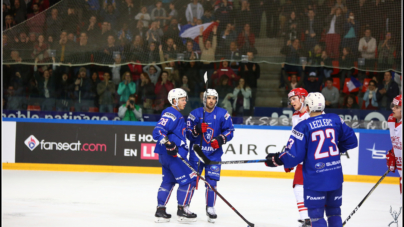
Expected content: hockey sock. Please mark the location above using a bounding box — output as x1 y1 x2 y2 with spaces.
327 215 342 227
205 177 217 207
157 182 175 207
294 184 309 219
177 184 194 206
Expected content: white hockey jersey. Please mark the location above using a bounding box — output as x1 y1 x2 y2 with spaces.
292 110 310 129
388 114 402 177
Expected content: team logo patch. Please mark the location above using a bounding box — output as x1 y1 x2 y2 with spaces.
210 165 220 172
340 117 345 124
163 112 176 121
188 113 196 121
25 135 39 151
292 129 304 141
189 172 197 179
315 162 325 169
224 112 230 120
203 128 214 144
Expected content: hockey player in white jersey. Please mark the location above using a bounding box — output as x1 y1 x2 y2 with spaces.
287 88 311 227
386 94 402 199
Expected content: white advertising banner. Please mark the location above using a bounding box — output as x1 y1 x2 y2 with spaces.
2 121 16 163
220 128 359 175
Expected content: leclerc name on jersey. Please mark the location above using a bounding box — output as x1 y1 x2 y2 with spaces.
308 119 333 130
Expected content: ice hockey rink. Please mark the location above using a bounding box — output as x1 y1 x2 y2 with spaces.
2 170 402 227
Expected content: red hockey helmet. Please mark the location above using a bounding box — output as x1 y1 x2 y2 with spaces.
390 94 402 108
288 88 309 100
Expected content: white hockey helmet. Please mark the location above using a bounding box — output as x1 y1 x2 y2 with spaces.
304 92 325 114
203 89 219 107
168 88 188 106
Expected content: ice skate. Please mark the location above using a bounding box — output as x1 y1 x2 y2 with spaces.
154 206 171 223
297 218 311 227
177 205 197 222
206 206 217 223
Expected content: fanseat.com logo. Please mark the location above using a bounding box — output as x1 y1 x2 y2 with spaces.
24 135 107 152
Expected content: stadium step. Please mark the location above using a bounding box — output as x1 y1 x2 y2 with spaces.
255 96 283 108
256 78 280 89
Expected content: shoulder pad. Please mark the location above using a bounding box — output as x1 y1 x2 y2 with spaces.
388 113 396 123
224 112 231 120
188 113 196 121
163 112 177 121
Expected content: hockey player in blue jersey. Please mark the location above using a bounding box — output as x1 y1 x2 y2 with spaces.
152 88 198 223
264 92 358 227
186 89 235 223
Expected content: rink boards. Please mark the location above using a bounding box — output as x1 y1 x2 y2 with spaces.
2 118 400 184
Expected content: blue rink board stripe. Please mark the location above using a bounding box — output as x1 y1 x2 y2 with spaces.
2 118 389 134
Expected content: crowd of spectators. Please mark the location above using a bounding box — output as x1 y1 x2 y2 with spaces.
2 0 402 118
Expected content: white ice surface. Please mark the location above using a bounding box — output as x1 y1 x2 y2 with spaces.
2 170 402 227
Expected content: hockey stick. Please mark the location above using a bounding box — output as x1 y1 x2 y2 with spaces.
194 144 266 165
196 72 208 190
177 152 255 227
342 169 391 226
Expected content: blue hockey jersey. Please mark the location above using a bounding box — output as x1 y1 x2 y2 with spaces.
187 107 234 162
279 113 358 191
152 107 188 157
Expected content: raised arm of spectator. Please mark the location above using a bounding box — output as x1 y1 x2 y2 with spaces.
198 26 205 50
159 45 167 66
212 26 217 51
297 65 306 88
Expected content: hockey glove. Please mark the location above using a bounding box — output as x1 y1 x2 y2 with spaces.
165 142 178 157
211 134 226 149
193 122 208 136
386 149 396 172
284 167 294 172
265 152 284 167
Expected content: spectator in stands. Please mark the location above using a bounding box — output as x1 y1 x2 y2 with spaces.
146 21 164 45
201 8 215 23
136 72 155 114
233 77 251 116
32 34 49 62
239 51 259 106
55 73 73 112
117 22 133 44
281 65 305 93
73 67 92 112
320 50 333 78
4 14 16 30
160 38 177 60
280 38 306 75
343 95 359 109
86 0 100 11
110 54 129 85
225 41 241 72
117 72 136 104
73 32 92 68
362 80 379 110
186 0 204 25
10 0 26 25
216 75 234 114
322 78 340 108
183 40 199 60
9 50 31 87
89 72 100 107
358 28 377 79
303 9 322 51
341 11 360 58
305 71 323 93
98 22 114 46
62 7 78 35
376 71 399 110
339 47 355 90
118 94 144 121
119 0 136 27
13 32 32 59
143 64 161 85
97 72 115 113
26 3 45 34
237 23 256 55
236 0 251 33
46 8 62 39
199 25 217 81
166 3 178 22
135 6 151 28
163 18 182 47
378 32 396 71
5 85 25 110
128 35 145 61
151 1 166 26
101 4 119 28
178 75 193 94
308 44 323 67
219 23 237 53
133 20 147 41
278 0 296 37
143 42 159 63
102 35 121 64
214 0 233 33
159 45 180 86
55 31 74 63
324 6 344 59
284 11 300 45
211 60 239 88
85 15 100 42
154 71 174 112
